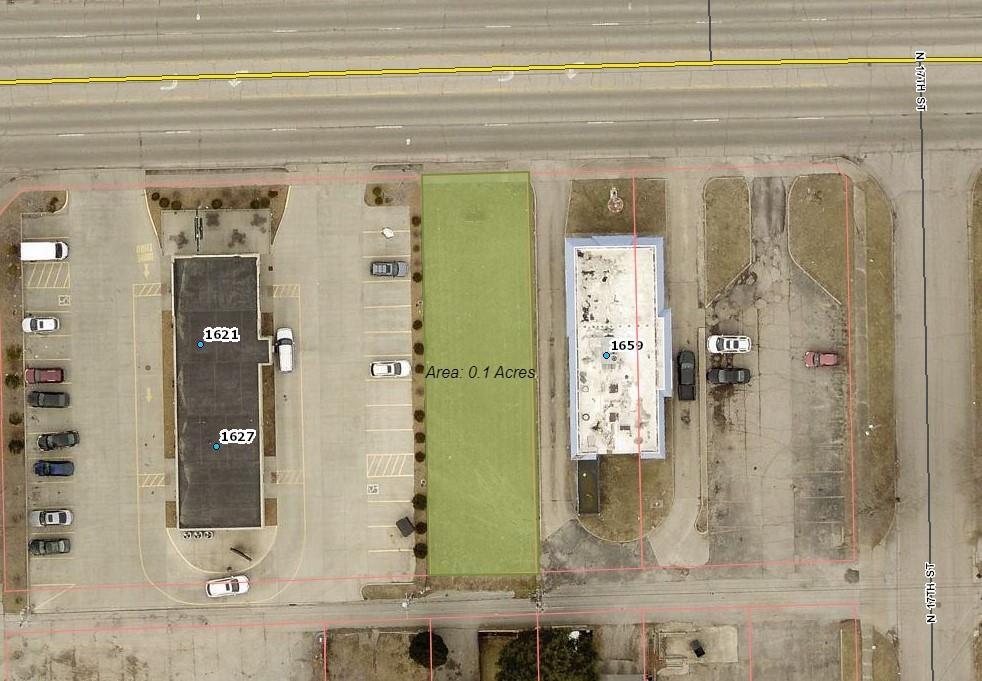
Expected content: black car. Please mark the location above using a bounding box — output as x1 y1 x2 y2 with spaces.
707 367 752 385
676 350 696 401
27 391 70 408
37 430 79 451
29 538 71 556
34 460 75 477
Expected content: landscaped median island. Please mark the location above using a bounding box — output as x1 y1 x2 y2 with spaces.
421 172 539 575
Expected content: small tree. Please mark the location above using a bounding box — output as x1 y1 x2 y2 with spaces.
8 412 22 426
4 373 21 389
413 542 428 559
412 493 427 510
408 630 448 668
7 439 24 455
414 521 427 534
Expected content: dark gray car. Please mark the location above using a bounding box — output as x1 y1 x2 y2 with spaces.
707 367 752 385
29 538 71 556
370 261 409 277
676 350 696 401
27 391 69 408
38 430 79 451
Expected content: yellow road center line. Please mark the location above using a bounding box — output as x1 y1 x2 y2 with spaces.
2 56 980 87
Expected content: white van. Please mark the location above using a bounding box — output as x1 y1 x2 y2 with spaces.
20 241 69 261
274 328 294 373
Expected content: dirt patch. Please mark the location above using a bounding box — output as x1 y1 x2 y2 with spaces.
839 620 860 681
165 501 176 527
261 364 276 459
361 583 416 600
872 628 898 681
704 177 752 301
425 574 538 599
264 497 277 526
479 633 514 681
567 179 666 236
973 173 982 539
577 456 674 542
327 629 429 681
858 179 897 548
0 189 66 613
365 181 419 208
161 313 176 459
788 173 849 303
146 185 289 245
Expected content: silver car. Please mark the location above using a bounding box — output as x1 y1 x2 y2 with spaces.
30 509 74 527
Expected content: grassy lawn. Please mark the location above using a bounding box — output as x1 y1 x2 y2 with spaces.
422 172 538 575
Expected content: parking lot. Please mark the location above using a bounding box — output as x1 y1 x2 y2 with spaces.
14 180 422 612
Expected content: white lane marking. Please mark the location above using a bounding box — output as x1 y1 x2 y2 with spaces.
56 34 87 39
484 123 509 127
796 116 826 120
379 27 402 31
271 127 297 132
692 118 721 122
57 133 85 137
592 22 621 26
274 29 298 33
164 130 191 135
586 121 615 125
485 25 512 28
375 125 404 130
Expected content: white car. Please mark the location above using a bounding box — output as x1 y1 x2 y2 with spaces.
706 335 752 354
29 509 73 527
370 360 412 377
274 327 294 373
22 316 59 333
205 575 250 598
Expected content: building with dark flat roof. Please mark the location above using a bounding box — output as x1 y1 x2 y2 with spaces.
172 255 270 529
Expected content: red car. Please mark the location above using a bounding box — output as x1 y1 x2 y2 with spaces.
804 351 839 368
25 367 64 384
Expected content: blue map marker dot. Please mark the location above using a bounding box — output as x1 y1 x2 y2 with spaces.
602 352 611 360
197 340 204 348
213 443 221 451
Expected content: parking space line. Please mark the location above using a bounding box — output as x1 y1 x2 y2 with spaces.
367 499 412 503
132 282 161 297
362 353 410 358
364 304 411 309
270 469 304 485
271 284 300 298
365 428 412 432
25 310 72 314
30 530 76 535
363 330 410 335
361 254 411 259
366 403 412 408
362 280 411 284
24 262 70 289
365 377 411 382
367 548 413 553
138 473 166 487
362 229 409 234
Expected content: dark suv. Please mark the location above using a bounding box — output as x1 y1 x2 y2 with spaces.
34 460 75 477
27 391 69 408
676 350 696 401
37 431 79 451
707 367 752 385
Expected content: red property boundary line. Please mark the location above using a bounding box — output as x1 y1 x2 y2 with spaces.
0 158 858 598
2 600 862 681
